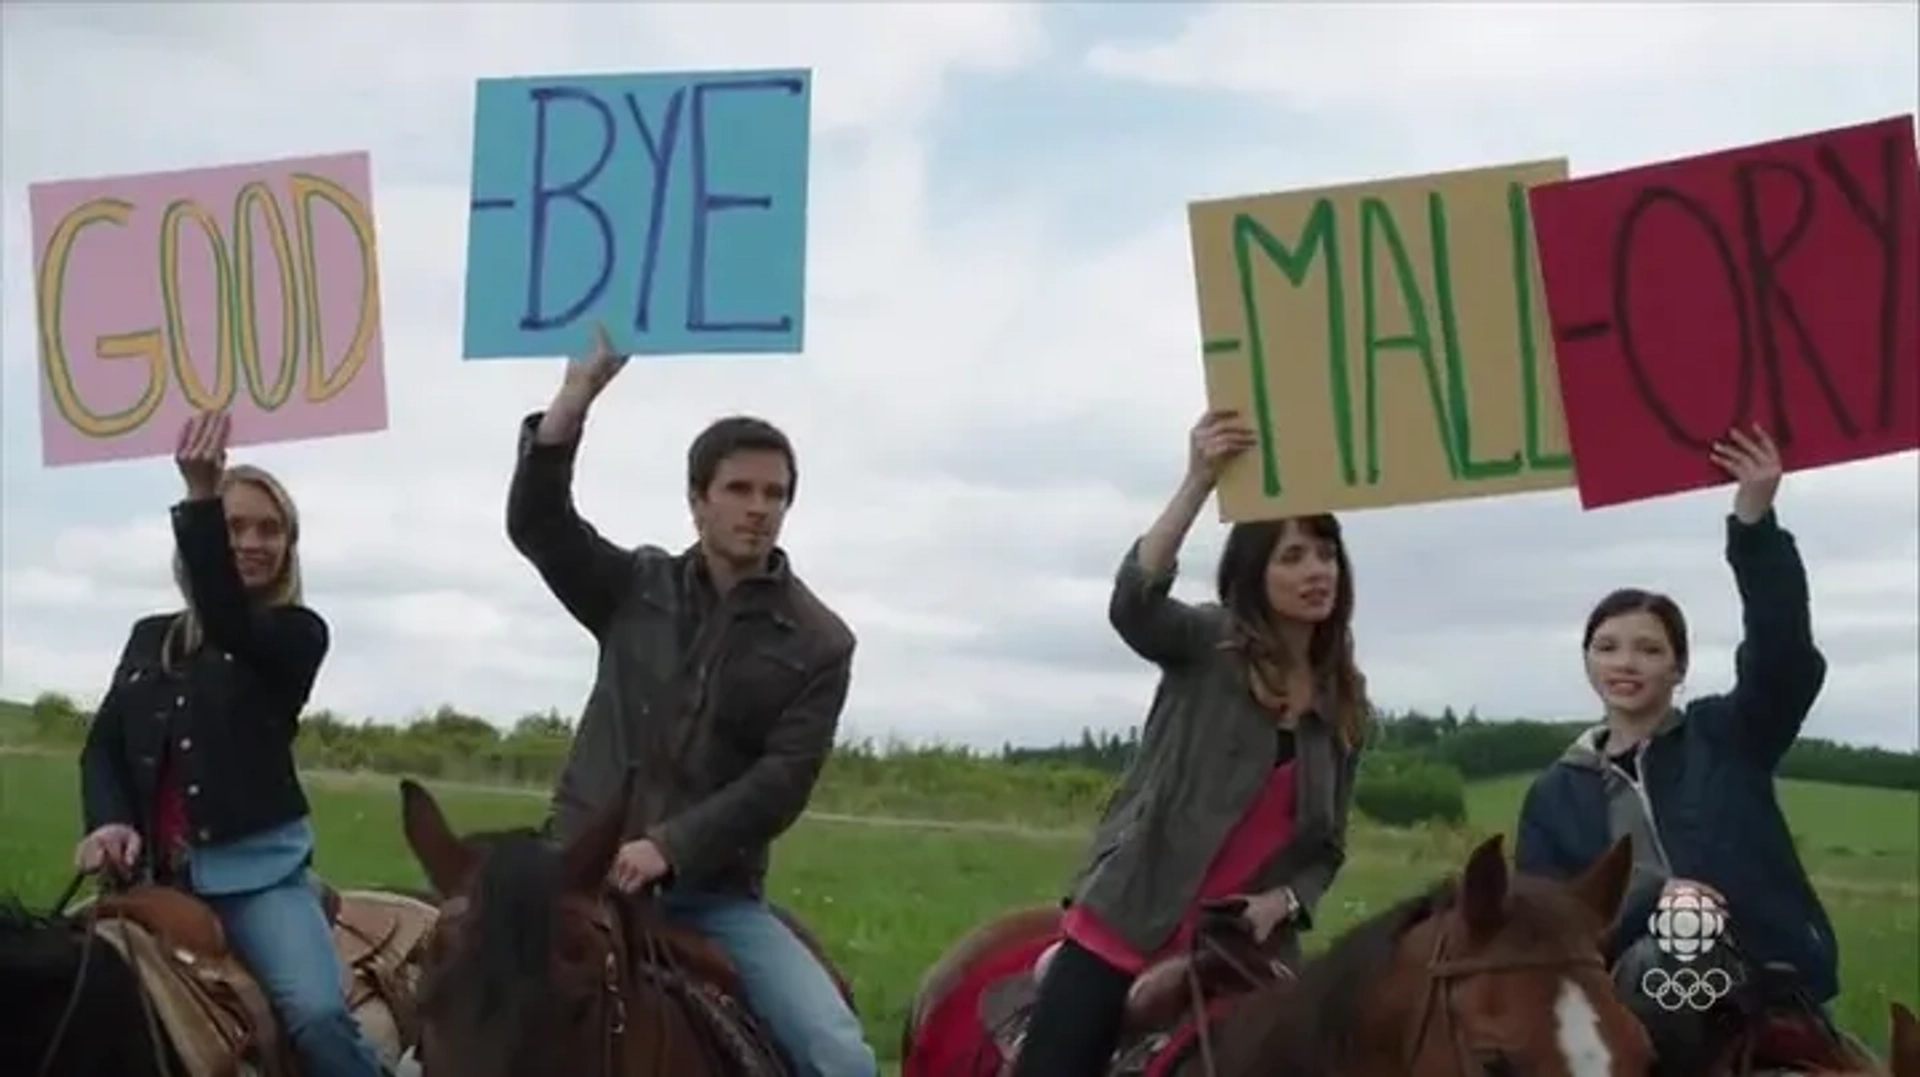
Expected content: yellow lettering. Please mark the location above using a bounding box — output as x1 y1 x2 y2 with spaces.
288 172 379 403
232 182 299 411
159 199 236 413
35 199 168 438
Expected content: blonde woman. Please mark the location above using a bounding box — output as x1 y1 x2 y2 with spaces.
74 411 385 1077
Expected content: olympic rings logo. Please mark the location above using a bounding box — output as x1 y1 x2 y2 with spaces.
1639 966 1733 1013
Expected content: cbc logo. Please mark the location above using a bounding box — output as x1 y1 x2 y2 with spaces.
1647 882 1727 962
1639 883 1732 1012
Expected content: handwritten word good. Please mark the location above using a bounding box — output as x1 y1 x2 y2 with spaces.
462 67 812 360
29 152 388 468
1530 115 1920 510
1188 159 1575 521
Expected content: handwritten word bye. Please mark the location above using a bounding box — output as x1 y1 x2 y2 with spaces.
1530 114 1920 510
462 68 812 360
28 152 389 468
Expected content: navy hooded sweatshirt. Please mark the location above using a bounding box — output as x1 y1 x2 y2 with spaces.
1514 509 1839 1003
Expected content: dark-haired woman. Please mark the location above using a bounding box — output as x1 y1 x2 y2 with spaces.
1010 408 1369 1077
1516 425 1858 1074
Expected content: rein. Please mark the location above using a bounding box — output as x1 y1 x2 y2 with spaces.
34 869 176 1077
1182 911 1294 1077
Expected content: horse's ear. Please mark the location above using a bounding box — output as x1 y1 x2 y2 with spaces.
1567 835 1635 928
1459 833 1510 939
561 768 638 894
400 779 476 897
1890 1002 1920 1077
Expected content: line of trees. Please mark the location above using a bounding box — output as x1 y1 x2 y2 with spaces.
19 693 1917 830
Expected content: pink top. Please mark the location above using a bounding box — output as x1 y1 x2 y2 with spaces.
1063 758 1300 975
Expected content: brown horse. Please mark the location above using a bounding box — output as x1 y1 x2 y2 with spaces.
397 772 855 1077
903 833 1652 1076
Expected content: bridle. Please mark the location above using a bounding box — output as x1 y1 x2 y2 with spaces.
1403 919 1607 1075
424 885 757 1077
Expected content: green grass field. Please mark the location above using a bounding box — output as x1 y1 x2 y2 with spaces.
3 751 1915 1064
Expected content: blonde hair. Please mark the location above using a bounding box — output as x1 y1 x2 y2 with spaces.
161 464 304 673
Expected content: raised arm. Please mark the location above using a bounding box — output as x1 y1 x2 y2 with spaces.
1111 410 1256 665
172 497 329 694
506 411 636 637
650 646 854 880
1707 427 1825 770
1717 509 1826 768
506 327 639 638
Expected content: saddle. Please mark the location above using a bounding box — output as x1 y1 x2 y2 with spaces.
609 898 851 1077
979 919 1286 1076
81 881 437 1077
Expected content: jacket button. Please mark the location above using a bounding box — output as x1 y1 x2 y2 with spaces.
178 737 192 751
196 828 211 842
186 784 200 797
174 696 186 707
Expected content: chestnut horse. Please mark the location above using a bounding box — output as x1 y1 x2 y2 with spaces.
903 833 1653 1076
397 773 856 1077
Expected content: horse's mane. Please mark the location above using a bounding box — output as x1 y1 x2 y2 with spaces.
417 826 563 1053
1216 868 1612 1074
1213 879 1458 1074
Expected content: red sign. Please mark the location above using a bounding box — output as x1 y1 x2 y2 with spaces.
1528 115 1920 510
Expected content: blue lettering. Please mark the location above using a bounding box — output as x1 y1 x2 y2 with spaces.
687 76 804 334
519 86 617 332
620 89 685 334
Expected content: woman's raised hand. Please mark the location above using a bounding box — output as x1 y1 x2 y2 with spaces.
1186 408 1258 486
175 410 231 500
1712 424 1783 524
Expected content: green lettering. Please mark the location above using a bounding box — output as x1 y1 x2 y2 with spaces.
1508 182 1572 471
1429 191 1521 479
1230 201 1356 498
1359 197 1457 485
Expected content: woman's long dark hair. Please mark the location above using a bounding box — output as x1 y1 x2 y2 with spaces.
1215 514 1371 751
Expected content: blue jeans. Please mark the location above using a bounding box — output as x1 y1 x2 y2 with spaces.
661 890 877 1077
205 870 386 1077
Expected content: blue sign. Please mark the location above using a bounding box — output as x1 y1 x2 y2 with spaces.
462 68 811 360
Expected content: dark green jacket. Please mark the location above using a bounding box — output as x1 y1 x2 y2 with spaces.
1516 510 1836 1001
1065 539 1362 958
506 413 855 897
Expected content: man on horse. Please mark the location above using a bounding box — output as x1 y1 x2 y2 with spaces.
505 325 878 1077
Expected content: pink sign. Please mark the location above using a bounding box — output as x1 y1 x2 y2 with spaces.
28 151 389 467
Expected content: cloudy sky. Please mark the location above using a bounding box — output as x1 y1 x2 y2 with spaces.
3 2 1916 752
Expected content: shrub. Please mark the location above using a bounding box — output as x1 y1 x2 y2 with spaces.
1354 753 1467 828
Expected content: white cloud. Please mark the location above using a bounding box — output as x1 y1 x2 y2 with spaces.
2 2 1915 754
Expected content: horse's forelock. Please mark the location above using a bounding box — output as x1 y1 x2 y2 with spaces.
420 832 566 1046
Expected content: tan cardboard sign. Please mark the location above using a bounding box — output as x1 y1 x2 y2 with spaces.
1188 158 1576 521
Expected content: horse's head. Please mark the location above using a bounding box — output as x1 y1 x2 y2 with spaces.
399 774 635 1077
1395 833 1653 1076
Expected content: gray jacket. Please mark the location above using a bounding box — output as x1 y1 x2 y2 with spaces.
506 413 856 897
1065 539 1361 958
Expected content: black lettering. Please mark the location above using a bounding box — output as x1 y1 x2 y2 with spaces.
1735 160 1857 441
1815 137 1907 430
1610 187 1755 452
